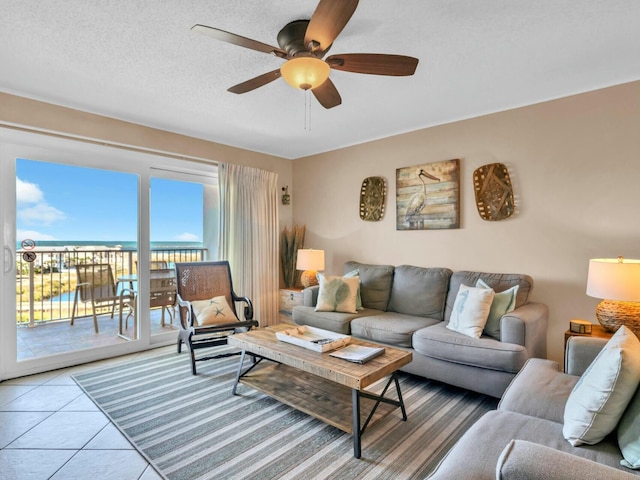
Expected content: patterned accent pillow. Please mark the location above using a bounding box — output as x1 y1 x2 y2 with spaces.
191 295 239 326
446 284 494 338
315 273 360 314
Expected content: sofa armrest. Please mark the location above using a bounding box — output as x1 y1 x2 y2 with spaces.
500 302 548 358
302 286 319 307
497 440 637 480
565 336 608 375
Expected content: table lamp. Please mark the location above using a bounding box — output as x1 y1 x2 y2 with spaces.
586 257 640 332
296 249 325 288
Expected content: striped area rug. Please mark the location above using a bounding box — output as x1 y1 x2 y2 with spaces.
73 347 497 480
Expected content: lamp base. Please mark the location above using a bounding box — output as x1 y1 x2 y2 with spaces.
300 270 318 288
596 299 640 333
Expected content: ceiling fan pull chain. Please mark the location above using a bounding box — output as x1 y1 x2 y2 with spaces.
305 89 312 132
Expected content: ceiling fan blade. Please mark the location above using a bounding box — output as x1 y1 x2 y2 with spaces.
192 24 288 58
227 69 282 94
326 53 419 76
304 0 359 53
312 78 342 109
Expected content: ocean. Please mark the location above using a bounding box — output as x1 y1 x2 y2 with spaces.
17 240 203 250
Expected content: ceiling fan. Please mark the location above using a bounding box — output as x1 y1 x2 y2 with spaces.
191 0 419 109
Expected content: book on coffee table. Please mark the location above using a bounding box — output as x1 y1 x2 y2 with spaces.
329 344 385 364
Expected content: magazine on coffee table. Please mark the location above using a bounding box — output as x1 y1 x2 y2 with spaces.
329 344 385 364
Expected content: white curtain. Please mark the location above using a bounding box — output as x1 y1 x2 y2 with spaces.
218 162 279 326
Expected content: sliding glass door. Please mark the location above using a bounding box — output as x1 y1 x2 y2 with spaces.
0 130 218 380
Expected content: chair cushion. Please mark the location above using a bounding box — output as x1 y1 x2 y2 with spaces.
350 312 440 348
386 265 452 319
315 273 359 313
191 296 238 326
292 306 382 335
344 261 394 311
413 323 528 373
446 284 494 338
444 271 533 322
563 325 640 446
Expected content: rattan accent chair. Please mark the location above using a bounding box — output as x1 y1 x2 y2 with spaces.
175 261 258 374
71 263 134 333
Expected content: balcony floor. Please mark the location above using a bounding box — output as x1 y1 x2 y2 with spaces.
17 309 178 361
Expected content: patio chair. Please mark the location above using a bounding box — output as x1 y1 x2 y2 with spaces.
71 263 134 333
175 261 258 374
149 268 177 327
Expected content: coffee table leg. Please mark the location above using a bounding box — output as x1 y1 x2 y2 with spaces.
232 349 247 395
352 389 361 459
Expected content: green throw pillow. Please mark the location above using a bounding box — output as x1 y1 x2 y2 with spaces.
315 273 359 314
619 386 640 469
344 269 363 311
476 279 519 339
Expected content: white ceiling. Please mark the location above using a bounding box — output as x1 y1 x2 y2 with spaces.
2 1 639 159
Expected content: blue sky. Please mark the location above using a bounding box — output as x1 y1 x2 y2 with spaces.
16 159 203 243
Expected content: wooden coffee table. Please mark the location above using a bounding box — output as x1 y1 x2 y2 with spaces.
228 324 412 458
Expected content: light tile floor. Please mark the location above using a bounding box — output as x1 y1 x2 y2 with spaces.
0 347 173 480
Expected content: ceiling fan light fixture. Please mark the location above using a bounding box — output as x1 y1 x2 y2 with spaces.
280 56 330 90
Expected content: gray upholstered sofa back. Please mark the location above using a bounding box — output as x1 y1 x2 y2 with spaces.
344 261 395 310
444 271 534 322
387 265 452 320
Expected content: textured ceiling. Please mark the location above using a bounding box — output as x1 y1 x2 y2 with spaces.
1 0 639 159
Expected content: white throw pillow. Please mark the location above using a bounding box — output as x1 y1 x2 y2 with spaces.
191 295 239 326
446 284 495 338
563 326 640 446
315 273 359 314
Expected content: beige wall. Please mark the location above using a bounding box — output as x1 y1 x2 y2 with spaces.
0 92 294 229
292 81 640 365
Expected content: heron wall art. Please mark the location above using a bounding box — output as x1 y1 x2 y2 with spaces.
396 159 460 230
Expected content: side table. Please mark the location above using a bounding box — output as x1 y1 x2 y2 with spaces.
564 322 613 369
279 288 304 317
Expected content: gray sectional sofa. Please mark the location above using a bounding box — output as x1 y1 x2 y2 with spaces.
292 261 549 398
428 336 640 479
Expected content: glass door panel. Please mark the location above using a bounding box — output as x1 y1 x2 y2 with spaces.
15 158 139 359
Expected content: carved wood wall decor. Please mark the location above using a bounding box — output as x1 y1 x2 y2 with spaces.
473 163 515 221
359 176 386 221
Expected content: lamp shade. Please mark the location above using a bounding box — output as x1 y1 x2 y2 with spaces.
296 249 325 271
280 57 330 90
586 257 640 301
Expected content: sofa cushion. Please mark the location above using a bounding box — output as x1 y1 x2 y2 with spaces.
292 305 382 335
386 265 452 319
498 358 579 423
563 325 640 446
350 312 440 348
413 323 528 373
446 284 495 338
444 271 533 322
315 273 359 313
476 278 519 339
427 410 634 480
344 261 394 311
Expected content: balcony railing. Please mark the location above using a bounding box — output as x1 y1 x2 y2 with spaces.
16 247 207 326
